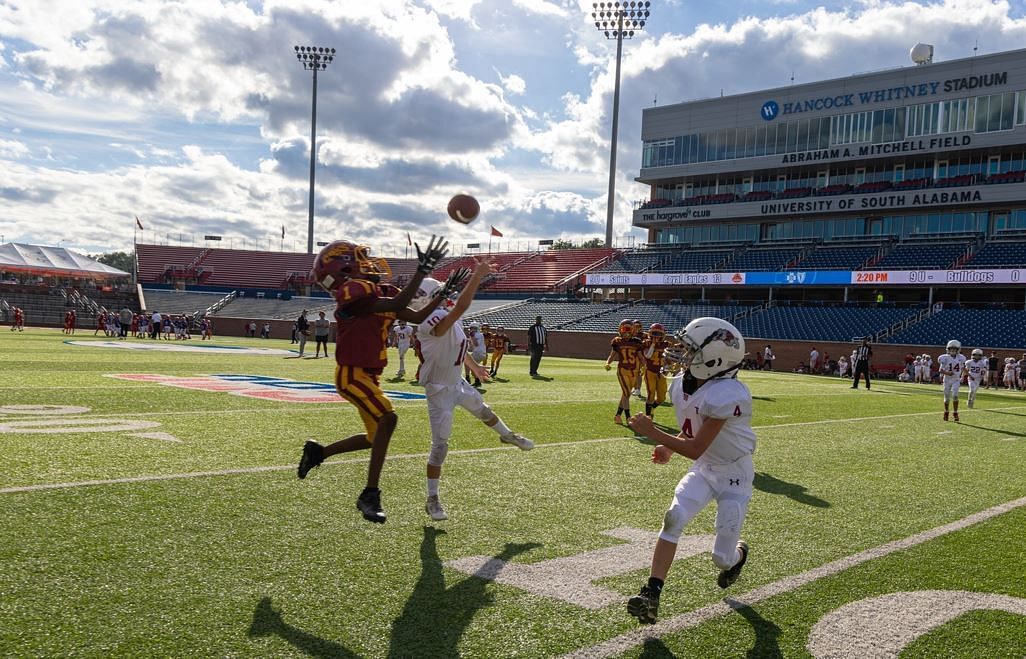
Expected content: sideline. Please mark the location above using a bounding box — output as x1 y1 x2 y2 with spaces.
561 494 1026 659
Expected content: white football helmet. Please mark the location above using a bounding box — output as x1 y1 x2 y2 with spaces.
946 339 961 354
468 322 480 332
669 317 745 380
411 277 444 311
971 348 983 359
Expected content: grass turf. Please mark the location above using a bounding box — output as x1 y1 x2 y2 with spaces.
0 329 1024 657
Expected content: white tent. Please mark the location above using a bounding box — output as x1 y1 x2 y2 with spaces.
0 243 129 279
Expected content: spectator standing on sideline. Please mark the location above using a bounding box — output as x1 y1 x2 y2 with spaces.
851 338 873 390
762 345 774 371
313 311 331 358
987 351 999 389
248 320 257 338
527 315 548 377
295 310 310 356
150 311 162 339
809 347 819 374
119 306 133 339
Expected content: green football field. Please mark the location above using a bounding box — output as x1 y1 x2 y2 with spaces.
1 329 1025 658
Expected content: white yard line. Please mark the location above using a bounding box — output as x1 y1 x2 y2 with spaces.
3 405 1025 494
561 494 1026 659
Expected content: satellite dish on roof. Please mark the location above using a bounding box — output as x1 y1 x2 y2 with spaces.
910 43 934 65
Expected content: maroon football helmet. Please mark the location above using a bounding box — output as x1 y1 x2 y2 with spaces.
311 240 391 291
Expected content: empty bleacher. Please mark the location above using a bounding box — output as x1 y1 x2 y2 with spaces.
484 249 616 292
595 250 671 273
654 249 735 272
735 305 915 342
141 289 231 315
718 247 803 272
884 308 1026 349
563 302 746 333
867 241 970 270
466 300 624 330
795 243 880 270
962 240 1026 268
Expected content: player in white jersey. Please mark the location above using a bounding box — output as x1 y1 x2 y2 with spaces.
625 317 754 625
392 320 415 378
938 340 966 422
1004 357 1018 389
922 353 933 384
464 322 487 387
962 348 986 409
912 356 923 383
413 260 533 522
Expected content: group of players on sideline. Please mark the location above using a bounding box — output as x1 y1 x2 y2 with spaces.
58 308 214 340
288 234 755 628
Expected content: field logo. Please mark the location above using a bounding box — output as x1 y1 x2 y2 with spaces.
66 340 298 356
0 405 179 442
106 374 427 403
446 528 713 609
761 100 779 121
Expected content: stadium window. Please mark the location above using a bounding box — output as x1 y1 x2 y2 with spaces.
855 167 866 185
723 129 736 160
988 155 1001 175
935 160 948 178
1000 92 1015 131
774 123 786 154
1017 92 1026 125
817 170 829 187
976 95 991 132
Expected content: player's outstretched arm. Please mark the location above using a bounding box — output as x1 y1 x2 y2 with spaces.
429 259 491 336
374 235 448 314
463 353 491 382
604 349 617 370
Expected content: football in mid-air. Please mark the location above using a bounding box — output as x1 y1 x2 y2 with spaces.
447 194 480 224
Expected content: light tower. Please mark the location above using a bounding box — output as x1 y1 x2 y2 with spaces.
294 45 336 254
592 1 651 248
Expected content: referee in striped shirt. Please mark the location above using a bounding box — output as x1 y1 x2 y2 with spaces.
851 338 873 390
528 316 548 377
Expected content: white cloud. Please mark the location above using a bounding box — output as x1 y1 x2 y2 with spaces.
0 138 28 158
497 70 527 95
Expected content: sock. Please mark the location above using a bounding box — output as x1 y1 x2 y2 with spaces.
616 407 623 416
427 478 439 497
490 417 511 436
646 576 664 595
624 407 630 417
645 403 652 416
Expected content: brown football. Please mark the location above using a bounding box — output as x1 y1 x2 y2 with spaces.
447 193 480 224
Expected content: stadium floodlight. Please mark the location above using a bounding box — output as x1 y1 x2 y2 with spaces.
590 1 652 248
294 45 336 254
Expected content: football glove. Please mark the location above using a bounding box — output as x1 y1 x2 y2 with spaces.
604 363 612 371
438 267 471 299
415 235 449 274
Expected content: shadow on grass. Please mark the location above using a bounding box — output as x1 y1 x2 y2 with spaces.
638 637 677 657
958 422 1026 439
247 597 360 658
752 396 777 402
387 527 540 658
754 471 830 508
980 408 1026 418
727 600 783 658
530 374 554 381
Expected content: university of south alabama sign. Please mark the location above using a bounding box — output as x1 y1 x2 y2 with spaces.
761 71 1008 120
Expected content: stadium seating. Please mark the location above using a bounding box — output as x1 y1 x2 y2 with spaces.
868 241 969 270
563 302 746 333
467 300 626 330
962 240 1026 268
595 250 670 273
884 308 1026 349
718 247 803 272
485 249 617 292
141 289 230 316
794 244 880 270
653 249 735 272
735 305 915 342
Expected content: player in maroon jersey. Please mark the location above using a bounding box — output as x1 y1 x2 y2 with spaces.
297 236 468 523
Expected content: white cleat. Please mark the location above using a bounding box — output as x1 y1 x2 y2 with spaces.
500 432 534 451
425 495 448 521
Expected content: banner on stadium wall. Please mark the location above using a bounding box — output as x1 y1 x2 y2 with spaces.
584 268 1026 287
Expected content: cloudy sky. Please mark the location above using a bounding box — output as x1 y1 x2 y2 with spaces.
2 0 1026 257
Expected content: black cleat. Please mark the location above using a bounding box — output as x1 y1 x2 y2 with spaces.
297 440 324 479
627 585 660 624
357 488 386 523
717 541 749 589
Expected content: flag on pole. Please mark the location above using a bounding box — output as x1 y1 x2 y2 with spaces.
406 232 412 246
282 225 286 240
135 215 144 230
490 226 503 238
